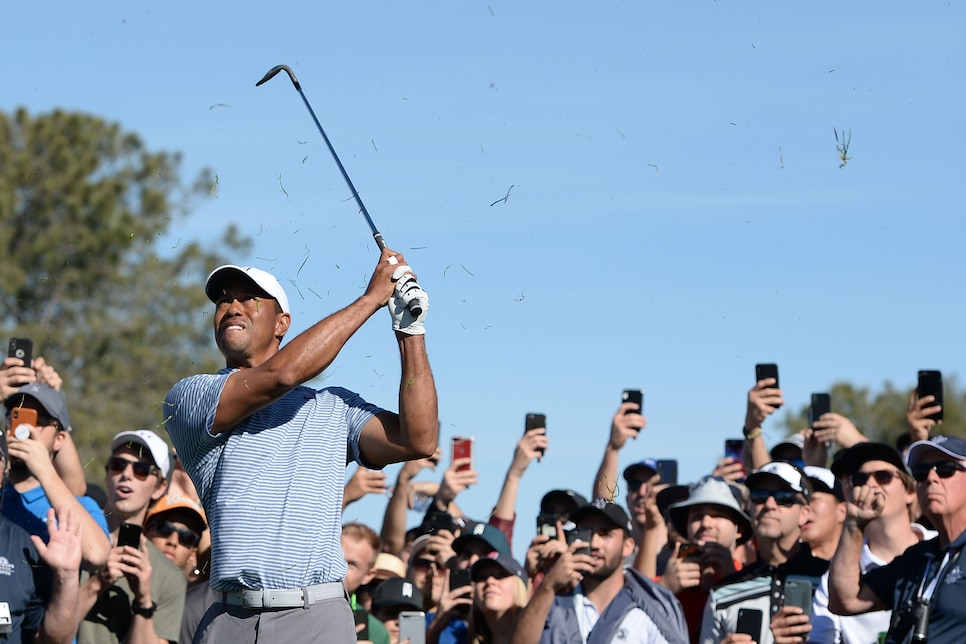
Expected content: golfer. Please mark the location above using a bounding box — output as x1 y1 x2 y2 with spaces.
164 249 437 642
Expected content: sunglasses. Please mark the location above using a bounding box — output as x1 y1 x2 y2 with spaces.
626 479 648 492
749 488 804 507
411 558 439 572
146 519 201 548
850 469 901 487
910 461 966 483
107 456 160 481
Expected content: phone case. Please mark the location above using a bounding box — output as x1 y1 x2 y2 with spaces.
621 389 644 410
754 364 781 408
8 337 33 366
450 568 472 590
452 437 473 472
736 608 762 638
117 522 142 548
566 527 592 555
810 393 831 426
656 459 678 485
917 370 944 422
10 407 39 437
783 576 814 618
397 610 426 644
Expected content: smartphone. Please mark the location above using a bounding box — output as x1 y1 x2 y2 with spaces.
565 527 592 556
525 413 547 456
451 436 474 472
724 438 744 463
735 608 763 639
449 567 472 591
678 542 701 559
398 610 427 644
352 607 370 640
755 363 781 408
656 459 678 485
117 522 142 548
423 509 453 534
622 389 644 415
536 512 558 538
9 407 38 439
7 338 33 367
809 393 831 428
783 575 814 618
917 370 944 422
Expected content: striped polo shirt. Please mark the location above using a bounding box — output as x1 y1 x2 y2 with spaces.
164 369 384 592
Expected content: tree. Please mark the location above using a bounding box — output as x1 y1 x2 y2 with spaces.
0 107 247 474
777 378 966 448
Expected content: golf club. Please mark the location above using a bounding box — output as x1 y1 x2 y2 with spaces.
256 64 422 317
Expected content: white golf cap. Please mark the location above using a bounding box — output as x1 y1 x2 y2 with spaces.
204 265 290 314
111 430 173 480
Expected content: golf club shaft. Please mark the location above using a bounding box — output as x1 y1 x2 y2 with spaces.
257 64 422 316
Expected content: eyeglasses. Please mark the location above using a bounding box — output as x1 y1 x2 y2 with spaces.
850 469 901 487
910 461 966 483
107 456 160 481
146 519 201 548
749 488 804 507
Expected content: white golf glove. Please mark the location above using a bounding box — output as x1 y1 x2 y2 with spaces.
389 265 428 335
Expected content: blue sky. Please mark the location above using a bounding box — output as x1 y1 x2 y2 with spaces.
7 2 965 557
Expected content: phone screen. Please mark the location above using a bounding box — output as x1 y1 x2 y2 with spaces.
451 437 473 472
809 393 831 427
917 370 944 422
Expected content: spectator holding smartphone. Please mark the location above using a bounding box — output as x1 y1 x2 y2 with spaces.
466 554 529 644
77 430 186 643
2 384 110 569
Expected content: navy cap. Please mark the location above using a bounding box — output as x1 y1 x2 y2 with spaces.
452 522 511 558
622 459 658 482
907 435 966 467
470 552 528 585
540 489 589 514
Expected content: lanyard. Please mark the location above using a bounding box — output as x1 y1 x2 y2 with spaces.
917 548 961 604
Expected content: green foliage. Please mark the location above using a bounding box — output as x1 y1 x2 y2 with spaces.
0 107 248 476
777 378 966 446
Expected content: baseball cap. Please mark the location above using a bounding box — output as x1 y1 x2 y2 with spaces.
830 442 907 479
656 484 691 519
372 553 407 581
452 522 511 558
569 498 634 533
146 494 207 534
623 459 658 482
111 430 172 480
745 461 812 502
668 476 753 545
906 435 966 467
4 384 71 432
770 433 806 461
804 466 845 502
470 552 528 585
205 265 290 314
372 577 424 612
540 489 589 514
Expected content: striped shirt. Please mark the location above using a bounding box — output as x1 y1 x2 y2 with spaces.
164 369 383 592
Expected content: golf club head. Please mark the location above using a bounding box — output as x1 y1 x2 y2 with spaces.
256 64 300 90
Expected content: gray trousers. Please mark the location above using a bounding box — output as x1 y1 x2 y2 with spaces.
194 595 355 643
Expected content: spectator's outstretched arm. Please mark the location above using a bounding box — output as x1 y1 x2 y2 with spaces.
592 403 645 500
428 455 477 515
7 426 110 568
53 432 87 497
343 466 388 512
744 377 782 470
633 477 668 578
379 451 439 555
810 412 868 450
490 424 548 535
906 391 941 444
33 506 82 644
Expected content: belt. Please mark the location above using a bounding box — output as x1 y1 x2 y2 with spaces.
222 582 346 610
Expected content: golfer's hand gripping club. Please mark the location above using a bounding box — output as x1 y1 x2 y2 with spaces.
389 264 428 335
257 64 424 320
